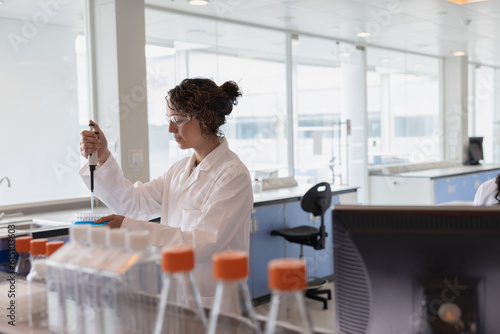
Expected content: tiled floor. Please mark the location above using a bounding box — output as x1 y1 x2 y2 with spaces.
254 282 337 334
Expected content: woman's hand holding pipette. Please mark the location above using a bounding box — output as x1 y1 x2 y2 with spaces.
80 120 111 165
94 214 125 228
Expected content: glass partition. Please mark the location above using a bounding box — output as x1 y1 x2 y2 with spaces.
0 1 90 206
366 48 441 166
291 35 343 184
469 65 500 162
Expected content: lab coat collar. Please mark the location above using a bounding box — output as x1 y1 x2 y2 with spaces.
180 137 229 189
197 137 228 171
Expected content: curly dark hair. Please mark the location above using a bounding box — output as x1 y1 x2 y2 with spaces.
495 174 500 203
167 78 242 137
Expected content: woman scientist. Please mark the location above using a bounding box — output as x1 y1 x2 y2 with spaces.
473 174 500 205
79 78 253 304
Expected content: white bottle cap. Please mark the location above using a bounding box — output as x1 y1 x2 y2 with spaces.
70 225 90 243
127 230 149 251
90 227 109 246
108 229 126 248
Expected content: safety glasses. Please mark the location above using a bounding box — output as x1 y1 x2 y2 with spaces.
166 114 191 127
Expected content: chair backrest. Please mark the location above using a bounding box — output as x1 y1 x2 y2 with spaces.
301 182 332 218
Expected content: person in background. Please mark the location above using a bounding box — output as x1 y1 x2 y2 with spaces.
473 175 500 205
79 78 253 305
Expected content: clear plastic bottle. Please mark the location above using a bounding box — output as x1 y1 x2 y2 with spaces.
122 230 162 334
154 246 207 334
27 258 47 327
26 241 46 326
78 226 112 334
83 228 128 334
94 230 159 333
47 225 91 334
252 178 262 194
27 238 49 327
46 226 90 334
207 251 261 334
63 227 101 334
264 258 314 334
99 229 140 334
125 230 162 294
15 236 33 276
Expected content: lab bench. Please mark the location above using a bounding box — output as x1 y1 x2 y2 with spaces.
368 164 500 205
0 184 358 302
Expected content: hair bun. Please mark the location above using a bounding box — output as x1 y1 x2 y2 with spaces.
220 81 242 105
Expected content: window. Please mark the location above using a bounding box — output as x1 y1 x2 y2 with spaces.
145 44 180 179
145 9 287 178
469 65 500 162
366 48 441 165
0 1 90 206
290 36 343 183
394 115 438 137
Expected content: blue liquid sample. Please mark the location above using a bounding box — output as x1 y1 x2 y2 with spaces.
73 220 109 226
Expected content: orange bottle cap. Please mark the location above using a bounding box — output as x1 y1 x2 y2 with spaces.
30 239 49 255
268 258 307 291
46 241 65 257
16 236 33 253
212 251 248 280
162 246 194 272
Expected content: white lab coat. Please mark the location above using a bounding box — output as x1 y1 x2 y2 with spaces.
473 177 500 206
80 138 253 305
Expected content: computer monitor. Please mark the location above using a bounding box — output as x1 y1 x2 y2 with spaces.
332 205 500 334
468 137 484 165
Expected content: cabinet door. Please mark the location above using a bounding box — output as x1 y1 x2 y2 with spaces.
462 175 476 201
370 176 433 205
435 177 464 204
249 205 285 299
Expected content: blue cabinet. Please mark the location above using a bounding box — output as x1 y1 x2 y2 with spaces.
249 205 285 298
435 171 500 204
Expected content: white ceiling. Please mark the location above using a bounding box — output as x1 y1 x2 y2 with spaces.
146 0 500 67
1 0 499 67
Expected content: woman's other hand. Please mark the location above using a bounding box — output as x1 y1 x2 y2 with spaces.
95 214 125 228
80 120 111 165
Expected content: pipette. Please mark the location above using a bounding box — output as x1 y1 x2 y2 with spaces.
88 124 98 211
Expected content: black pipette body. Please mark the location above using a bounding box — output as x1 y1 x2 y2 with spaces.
89 124 99 210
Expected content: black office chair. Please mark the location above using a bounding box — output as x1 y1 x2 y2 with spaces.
270 182 333 309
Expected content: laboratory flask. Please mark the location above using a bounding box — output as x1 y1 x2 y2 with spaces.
154 246 207 334
207 251 261 334
264 258 314 334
